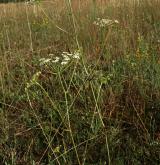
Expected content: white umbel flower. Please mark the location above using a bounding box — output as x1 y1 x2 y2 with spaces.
114 20 119 24
52 57 60 63
63 55 70 61
39 58 51 65
61 61 68 65
73 51 80 59
93 18 119 27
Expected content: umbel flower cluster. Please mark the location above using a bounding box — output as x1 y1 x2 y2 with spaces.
93 18 119 27
39 50 81 66
26 0 41 5
26 0 36 4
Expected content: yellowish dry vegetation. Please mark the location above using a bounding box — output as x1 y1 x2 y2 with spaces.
0 0 160 164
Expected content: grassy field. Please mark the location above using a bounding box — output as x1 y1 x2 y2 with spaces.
0 0 160 164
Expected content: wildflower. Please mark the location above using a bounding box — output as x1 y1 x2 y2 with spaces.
39 49 81 67
93 18 119 27
73 50 80 59
62 52 72 57
61 52 72 62
62 55 70 61
73 54 80 59
62 52 72 56
93 18 112 27
39 58 51 66
102 18 112 24
61 61 68 65
25 0 36 5
60 50 81 65
52 57 60 63
114 20 119 24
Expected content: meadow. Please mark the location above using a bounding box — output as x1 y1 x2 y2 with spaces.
0 0 160 164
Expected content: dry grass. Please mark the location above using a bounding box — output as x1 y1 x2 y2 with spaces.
0 0 160 164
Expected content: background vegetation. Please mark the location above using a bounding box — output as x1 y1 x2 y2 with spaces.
0 0 25 3
0 0 160 164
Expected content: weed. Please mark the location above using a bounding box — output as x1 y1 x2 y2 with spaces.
0 0 160 164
